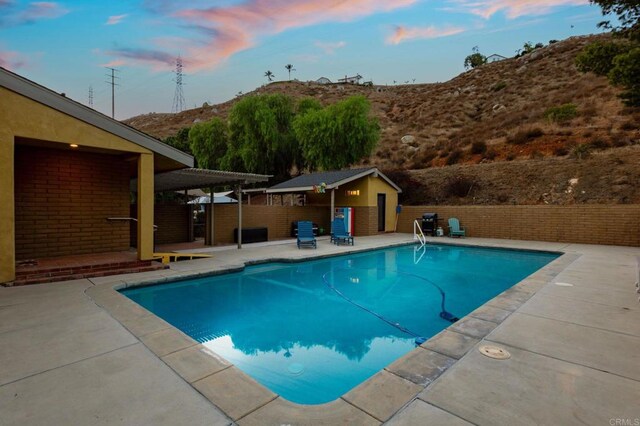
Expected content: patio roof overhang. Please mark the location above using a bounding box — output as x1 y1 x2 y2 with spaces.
130 168 270 250
130 168 271 192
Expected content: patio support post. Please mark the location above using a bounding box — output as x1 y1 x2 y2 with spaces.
0 132 15 283
137 153 155 260
207 187 214 246
237 185 243 249
185 189 193 242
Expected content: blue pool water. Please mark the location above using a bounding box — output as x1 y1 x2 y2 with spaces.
121 244 558 404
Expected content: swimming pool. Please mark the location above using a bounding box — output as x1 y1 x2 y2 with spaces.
121 244 558 404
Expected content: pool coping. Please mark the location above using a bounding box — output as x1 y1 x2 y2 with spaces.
85 237 579 424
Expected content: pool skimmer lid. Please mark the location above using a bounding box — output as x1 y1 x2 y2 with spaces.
479 345 511 360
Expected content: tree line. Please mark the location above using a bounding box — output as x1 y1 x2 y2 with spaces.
575 0 639 106
164 94 379 182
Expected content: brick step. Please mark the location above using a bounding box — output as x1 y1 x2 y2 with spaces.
16 260 158 277
18 263 158 280
12 262 167 286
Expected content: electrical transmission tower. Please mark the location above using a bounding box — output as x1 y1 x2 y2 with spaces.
172 56 185 113
88 85 94 108
105 67 120 118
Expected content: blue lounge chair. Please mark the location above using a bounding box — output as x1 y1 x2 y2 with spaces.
448 218 466 238
331 217 354 246
296 221 317 249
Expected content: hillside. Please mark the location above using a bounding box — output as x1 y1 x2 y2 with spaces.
124 34 640 205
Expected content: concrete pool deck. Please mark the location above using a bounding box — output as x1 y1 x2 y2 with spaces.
1 234 639 425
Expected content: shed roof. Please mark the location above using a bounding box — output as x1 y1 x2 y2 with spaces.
266 167 401 193
131 168 271 192
0 67 193 168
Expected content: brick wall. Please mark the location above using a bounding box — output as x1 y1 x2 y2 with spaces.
354 206 378 237
155 204 192 244
130 204 193 246
15 146 130 259
398 205 640 247
206 205 332 245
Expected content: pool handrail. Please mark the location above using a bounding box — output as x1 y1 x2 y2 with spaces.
413 219 426 247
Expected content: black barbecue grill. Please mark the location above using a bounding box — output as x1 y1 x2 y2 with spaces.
421 213 438 236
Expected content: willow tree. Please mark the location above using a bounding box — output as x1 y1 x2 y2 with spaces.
293 95 379 171
188 118 228 170
225 94 303 180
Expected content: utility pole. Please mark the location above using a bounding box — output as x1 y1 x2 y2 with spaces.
88 85 94 108
172 56 185 113
105 67 120 118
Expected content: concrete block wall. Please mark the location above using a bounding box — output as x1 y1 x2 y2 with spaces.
398 205 640 247
153 204 192 245
354 206 378 237
208 205 332 245
14 146 129 259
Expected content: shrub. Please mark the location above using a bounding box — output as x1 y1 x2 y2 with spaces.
444 176 475 198
446 149 463 165
464 46 487 69
576 41 631 76
620 120 637 131
556 129 573 136
572 143 591 159
471 140 487 154
608 47 640 106
508 127 544 144
589 138 610 149
554 146 569 156
382 169 433 205
491 81 507 92
530 150 544 159
409 149 437 169
484 149 498 160
544 104 578 123
611 134 631 147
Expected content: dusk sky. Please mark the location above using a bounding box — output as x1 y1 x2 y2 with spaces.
1 0 608 120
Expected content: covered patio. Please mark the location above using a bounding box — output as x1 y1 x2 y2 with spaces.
133 168 270 250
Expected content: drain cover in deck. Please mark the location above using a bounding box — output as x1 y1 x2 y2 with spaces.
479 345 511 360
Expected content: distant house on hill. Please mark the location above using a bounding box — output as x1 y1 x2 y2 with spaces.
487 54 507 63
338 74 363 84
315 77 331 84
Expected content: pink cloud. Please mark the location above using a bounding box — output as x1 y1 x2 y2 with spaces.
448 0 588 19
0 1 68 27
105 47 175 71
386 25 466 45
0 49 29 70
15 2 68 23
106 14 128 25
100 59 126 68
109 0 417 72
315 41 346 54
